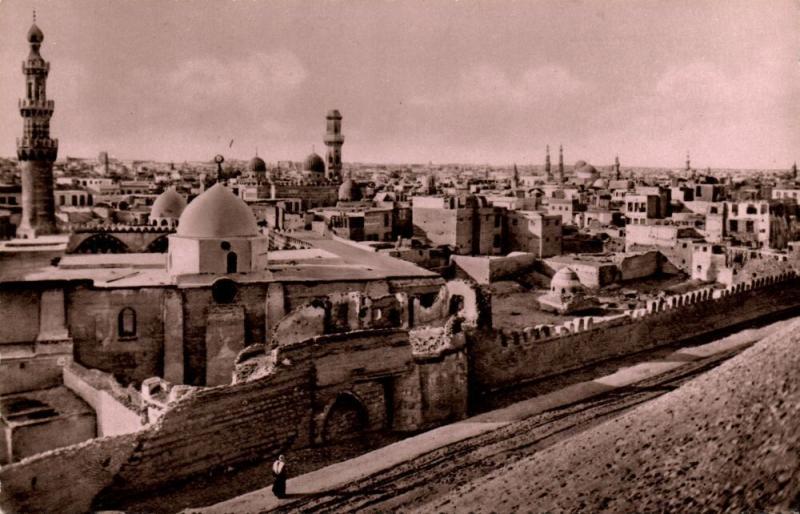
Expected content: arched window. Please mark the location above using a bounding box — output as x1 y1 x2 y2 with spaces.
118 307 137 338
227 251 238 273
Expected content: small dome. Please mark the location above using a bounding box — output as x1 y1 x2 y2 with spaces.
551 267 583 294
151 188 186 219
176 183 259 238
304 152 325 174
27 23 44 43
338 179 362 201
248 156 267 173
574 160 587 169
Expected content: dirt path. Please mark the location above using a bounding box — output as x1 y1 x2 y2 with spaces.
274 348 747 513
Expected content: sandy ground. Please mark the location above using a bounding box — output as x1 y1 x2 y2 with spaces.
424 318 800 513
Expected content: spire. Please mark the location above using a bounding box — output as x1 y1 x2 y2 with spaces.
614 154 621 180
558 144 565 184
545 145 552 181
685 150 691 173
793 162 798 181
512 163 519 189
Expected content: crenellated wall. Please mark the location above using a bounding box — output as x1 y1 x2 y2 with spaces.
470 271 800 391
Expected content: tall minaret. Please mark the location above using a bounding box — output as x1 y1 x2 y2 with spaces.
793 162 798 181
511 163 519 189
685 151 691 175
545 145 552 182
323 109 344 181
558 144 565 184
17 14 58 238
614 155 621 180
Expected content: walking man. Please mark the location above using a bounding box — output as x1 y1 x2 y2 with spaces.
272 454 287 499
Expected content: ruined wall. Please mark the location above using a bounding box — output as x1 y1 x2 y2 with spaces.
63 362 143 437
470 272 800 391
1 355 66 395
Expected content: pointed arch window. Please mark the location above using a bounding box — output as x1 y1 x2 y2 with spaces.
118 307 137 339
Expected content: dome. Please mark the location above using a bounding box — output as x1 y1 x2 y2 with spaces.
303 152 325 174
248 156 267 173
151 188 186 219
327 109 342 119
592 178 609 189
574 160 587 169
176 183 259 238
27 23 44 43
338 179 362 201
551 267 583 295
576 163 598 180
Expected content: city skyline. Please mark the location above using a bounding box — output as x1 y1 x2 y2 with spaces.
0 0 798 168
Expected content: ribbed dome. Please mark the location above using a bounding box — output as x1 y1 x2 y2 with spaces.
551 267 582 294
338 179 362 201
151 188 186 219
248 156 267 173
176 183 259 238
304 153 325 174
27 23 44 43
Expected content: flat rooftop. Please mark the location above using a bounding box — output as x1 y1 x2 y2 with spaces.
0 386 93 427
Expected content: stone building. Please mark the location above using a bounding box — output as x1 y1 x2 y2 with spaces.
411 194 505 255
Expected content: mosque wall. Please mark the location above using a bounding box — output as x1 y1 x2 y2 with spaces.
68 286 165 385
272 183 338 210
469 273 800 392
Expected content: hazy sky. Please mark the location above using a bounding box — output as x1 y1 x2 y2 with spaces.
0 0 798 168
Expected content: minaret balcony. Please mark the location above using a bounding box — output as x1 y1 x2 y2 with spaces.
19 99 54 112
22 60 50 74
16 138 58 162
323 134 345 144
17 137 59 149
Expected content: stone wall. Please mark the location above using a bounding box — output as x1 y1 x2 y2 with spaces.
62 362 144 437
470 272 800 392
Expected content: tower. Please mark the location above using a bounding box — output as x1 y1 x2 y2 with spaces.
323 109 344 181
685 151 691 174
614 155 621 180
17 15 58 238
511 163 519 189
793 162 798 181
558 144 565 184
545 145 552 182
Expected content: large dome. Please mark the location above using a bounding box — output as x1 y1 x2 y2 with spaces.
248 156 267 173
576 163 598 180
303 152 326 174
151 188 186 219
176 183 259 238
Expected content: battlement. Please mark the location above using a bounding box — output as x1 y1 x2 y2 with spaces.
271 179 341 187
495 270 799 347
70 223 172 234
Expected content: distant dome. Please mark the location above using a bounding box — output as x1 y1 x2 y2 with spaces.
176 183 258 238
574 160 587 169
151 188 186 219
248 156 267 173
27 23 44 43
338 179 362 201
303 152 325 174
551 267 583 295
592 178 609 189
576 163 598 181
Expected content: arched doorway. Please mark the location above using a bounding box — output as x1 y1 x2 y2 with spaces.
322 392 368 443
226 251 238 273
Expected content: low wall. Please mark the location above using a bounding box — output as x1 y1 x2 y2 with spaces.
0 363 314 513
63 363 143 437
470 272 800 392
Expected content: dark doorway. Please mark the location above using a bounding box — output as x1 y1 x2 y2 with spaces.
226 251 238 273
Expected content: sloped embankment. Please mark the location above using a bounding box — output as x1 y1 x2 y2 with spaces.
427 318 800 512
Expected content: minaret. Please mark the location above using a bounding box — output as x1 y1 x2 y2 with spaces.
614 155 621 180
545 145 552 182
17 14 58 238
685 151 691 176
793 162 798 181
511 163 519 189
558 144 565 184
323 109 344 181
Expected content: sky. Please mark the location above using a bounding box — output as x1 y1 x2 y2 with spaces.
0 0 798 168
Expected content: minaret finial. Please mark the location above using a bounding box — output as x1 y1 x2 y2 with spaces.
33 9 36 23
255 146 258 157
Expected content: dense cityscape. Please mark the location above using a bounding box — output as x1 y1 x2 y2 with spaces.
1 2 799 513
